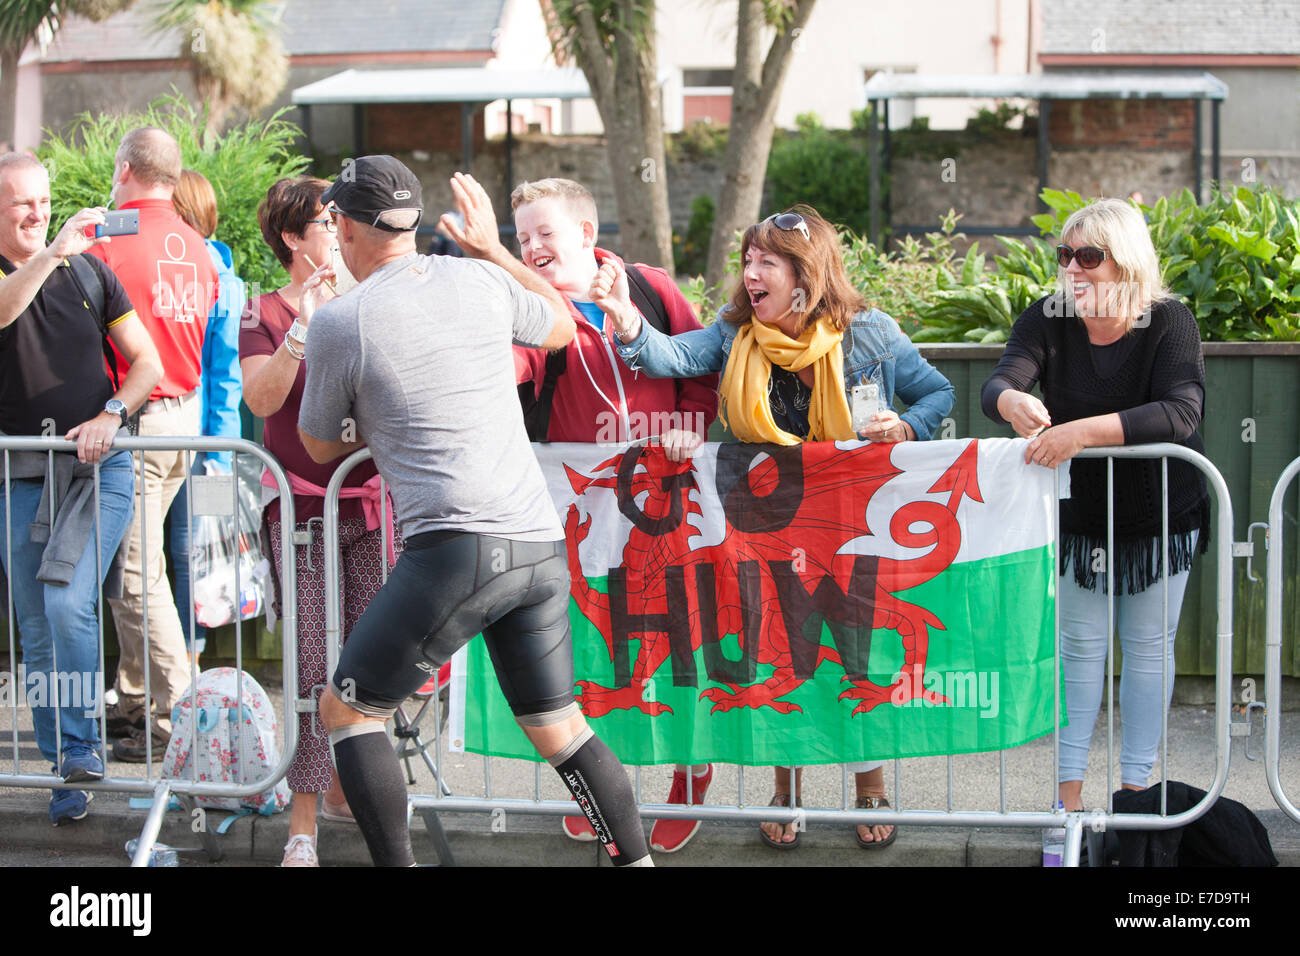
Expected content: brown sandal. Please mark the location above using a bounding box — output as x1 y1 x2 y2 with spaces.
855 795 897 849
760 793 802 850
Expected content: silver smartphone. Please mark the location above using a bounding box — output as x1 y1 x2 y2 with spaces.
851 382 883 434
94 209 139 238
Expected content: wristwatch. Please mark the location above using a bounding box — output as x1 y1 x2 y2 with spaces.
104 398 129 429
287 320 309 345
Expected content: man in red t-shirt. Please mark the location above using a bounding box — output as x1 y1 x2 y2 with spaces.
90 127 218 762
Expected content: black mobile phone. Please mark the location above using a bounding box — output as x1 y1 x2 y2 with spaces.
95 209 139 238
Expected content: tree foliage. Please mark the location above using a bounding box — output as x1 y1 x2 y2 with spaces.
154 0 288 140
0 0 134 147
40 91 309 292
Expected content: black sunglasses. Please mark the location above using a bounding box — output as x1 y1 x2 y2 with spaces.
1056 244 1108 270
765 212 810 241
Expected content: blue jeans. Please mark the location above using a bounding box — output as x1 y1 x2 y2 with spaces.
0 452 134 764
1057 535 1197 787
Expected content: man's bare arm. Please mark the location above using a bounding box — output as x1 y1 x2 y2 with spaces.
0 208 108 329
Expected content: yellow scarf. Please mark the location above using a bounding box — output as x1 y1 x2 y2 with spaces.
719 314 855 444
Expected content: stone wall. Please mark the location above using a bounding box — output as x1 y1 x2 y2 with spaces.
889 136 1040 233
391 136 732 254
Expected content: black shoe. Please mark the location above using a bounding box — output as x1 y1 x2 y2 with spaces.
112 724 169 763
105 702 145 739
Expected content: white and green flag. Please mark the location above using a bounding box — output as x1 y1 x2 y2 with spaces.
451 438 1061 765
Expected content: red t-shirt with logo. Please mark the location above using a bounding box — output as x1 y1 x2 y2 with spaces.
89 197 218 401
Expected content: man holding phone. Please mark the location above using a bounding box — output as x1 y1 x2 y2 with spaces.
0 152 162 821
90 127 218 762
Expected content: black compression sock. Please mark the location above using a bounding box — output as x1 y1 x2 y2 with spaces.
331 723 415 867
550 729 651 866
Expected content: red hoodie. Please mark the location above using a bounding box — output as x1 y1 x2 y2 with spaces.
514 249 718 442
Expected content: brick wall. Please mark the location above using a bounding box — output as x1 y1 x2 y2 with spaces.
1048 99 1196 149
366 103 485 153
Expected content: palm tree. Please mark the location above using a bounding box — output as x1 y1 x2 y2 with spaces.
0 0 133 149
155 0 287 141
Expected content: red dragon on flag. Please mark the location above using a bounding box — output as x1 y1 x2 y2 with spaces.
561 439 985 719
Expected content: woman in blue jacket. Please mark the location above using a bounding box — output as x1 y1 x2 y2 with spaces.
166 169 246 662
595 204 954 850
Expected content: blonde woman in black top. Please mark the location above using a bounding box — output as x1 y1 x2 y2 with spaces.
982 198 1208 813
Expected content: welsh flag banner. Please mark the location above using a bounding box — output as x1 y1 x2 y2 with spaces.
450 438 1061 765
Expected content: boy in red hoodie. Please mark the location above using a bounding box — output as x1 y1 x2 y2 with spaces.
510 178 717 852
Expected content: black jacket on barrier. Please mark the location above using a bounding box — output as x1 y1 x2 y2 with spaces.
1108 782 1277 867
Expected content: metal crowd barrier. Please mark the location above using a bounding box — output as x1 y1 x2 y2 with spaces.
1264 455 1300 823
322 442 1235 868
0 436 299 866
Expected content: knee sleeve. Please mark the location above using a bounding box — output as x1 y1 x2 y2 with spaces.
548 730 650 867
515 701 580 727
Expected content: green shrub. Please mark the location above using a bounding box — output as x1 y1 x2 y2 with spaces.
667 120 729 162
673 186 1300 345
673 194 715 278
39 90 310 294
1033 186 1300 340
765 112 872 235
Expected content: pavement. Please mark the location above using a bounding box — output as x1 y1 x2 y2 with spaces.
2 674 1298 867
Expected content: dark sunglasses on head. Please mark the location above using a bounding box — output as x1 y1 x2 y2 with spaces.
765 212 810 241
1056 244 1108 269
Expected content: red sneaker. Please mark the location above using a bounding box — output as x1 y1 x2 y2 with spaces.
650 764 713 853
562 806 597 842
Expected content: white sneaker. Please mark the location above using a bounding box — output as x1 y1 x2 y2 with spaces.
281 833 319 867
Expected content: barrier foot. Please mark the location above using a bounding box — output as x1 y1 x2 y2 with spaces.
1063 817 1086 868
392 706 453 797
176 793 225 863
415 804 456 867
131 781 172 868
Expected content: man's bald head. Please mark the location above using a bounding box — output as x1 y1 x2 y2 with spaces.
116 127 181 191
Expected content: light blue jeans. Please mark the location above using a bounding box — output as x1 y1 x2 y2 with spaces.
166 458 206 655
1057 535 1197 787
0 451 134 765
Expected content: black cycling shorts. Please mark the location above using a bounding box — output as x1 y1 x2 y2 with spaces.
331 531 575 719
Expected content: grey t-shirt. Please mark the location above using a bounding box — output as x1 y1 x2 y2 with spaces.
298 253 562 541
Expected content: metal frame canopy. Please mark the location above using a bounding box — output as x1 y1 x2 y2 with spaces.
291 67 591 202
860 70 1228 246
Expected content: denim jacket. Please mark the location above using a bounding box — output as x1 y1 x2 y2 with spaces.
613 307 955 440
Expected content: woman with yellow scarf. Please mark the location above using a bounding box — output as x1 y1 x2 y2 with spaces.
596 205 954 851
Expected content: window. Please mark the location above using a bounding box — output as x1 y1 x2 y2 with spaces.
682 67 733 126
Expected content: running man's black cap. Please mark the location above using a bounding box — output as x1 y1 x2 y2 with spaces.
321 155 423 232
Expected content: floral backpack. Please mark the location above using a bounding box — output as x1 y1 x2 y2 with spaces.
162 667 291 815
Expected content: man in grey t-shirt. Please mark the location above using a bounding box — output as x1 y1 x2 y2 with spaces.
298 156 650 867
